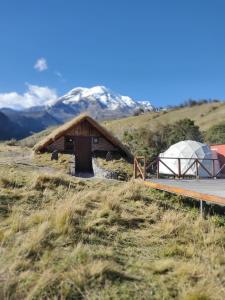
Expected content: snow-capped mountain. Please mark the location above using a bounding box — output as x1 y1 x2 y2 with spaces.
0 86 154 140
60 86 138 109
47 86 154 121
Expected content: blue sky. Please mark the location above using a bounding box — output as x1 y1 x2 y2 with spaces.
0 0 225 108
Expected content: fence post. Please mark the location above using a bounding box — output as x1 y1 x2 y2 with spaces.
178 158 181 179
200 200 203 217
200 200 206 218
143 156 146 180
157 158 160 179
195 159 199 179
212 159 216 179
133 158 137 179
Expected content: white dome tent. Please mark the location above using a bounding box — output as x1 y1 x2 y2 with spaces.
159 140 219 177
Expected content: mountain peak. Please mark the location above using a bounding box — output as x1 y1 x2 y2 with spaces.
65 86 108 98
56 85 153 110
46 85 154 121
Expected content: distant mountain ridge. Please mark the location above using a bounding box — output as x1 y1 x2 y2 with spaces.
0 111 20 140
0 86 154 140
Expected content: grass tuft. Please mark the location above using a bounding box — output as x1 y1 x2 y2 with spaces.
0 177 24 189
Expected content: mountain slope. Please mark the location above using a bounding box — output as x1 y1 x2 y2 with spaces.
0 111 22 140
104 101 225 138
1 108 61 139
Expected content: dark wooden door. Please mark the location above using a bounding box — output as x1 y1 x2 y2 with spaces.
74 136 92 172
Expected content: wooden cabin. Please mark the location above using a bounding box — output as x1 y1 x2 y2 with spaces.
34 114 132 172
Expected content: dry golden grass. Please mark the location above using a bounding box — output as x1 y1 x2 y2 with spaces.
96 157 133 179
33 152 73 172
104 102 225 138
1 104 225 299
0 163 225 299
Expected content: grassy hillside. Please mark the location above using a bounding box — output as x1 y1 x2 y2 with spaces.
104 101 225 138
0 145 225 299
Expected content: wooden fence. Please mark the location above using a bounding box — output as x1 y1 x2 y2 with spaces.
134 156 225 180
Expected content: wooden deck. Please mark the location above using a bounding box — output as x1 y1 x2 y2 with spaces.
145 179 225 206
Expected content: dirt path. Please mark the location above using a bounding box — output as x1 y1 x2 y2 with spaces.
0 146 57 174
0 148 32 164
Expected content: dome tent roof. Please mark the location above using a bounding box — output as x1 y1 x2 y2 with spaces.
159 140 219 177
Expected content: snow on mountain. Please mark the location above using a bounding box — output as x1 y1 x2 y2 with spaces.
47 86 154 121
57 86 137 109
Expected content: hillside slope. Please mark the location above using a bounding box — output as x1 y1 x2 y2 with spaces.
104 101 225 138
1 108 61 139
0 111 22 140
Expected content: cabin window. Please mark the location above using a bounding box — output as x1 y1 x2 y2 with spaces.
93 137 99 144
65 136 74 151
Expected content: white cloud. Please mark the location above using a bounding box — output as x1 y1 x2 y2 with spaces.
34 57 48 72
0 84 58 109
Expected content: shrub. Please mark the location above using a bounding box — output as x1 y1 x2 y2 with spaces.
204 122 225 144
123 119 202 160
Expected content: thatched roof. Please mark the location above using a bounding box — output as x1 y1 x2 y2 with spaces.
34 114 132 157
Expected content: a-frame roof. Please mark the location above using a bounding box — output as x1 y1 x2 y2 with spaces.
34 114 132 157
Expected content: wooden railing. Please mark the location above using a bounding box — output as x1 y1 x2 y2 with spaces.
134 156 225 180
134 156 146 180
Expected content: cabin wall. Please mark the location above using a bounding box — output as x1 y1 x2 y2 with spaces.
67 120 100 137
46 120 118 153
46 136 117 153
92 137 117 152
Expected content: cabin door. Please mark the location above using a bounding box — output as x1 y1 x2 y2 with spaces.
74 136 92 172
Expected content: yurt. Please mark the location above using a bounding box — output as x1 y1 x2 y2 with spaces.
159 140 219 177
